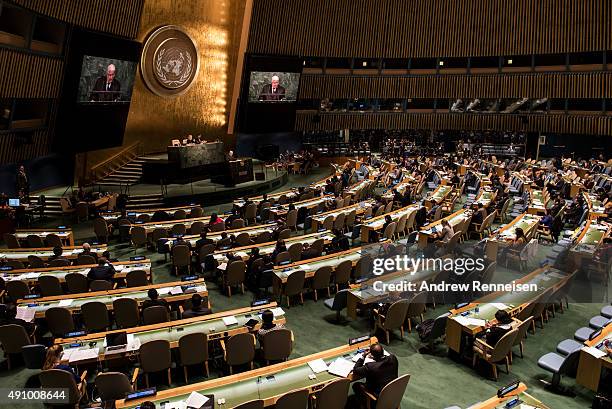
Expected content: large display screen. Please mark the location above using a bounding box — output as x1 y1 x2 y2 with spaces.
77 56 137 103
248 71 300 103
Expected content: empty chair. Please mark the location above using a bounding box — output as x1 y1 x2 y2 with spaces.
46 233 64 248
556 339 584 356
353 254 373 281
260 328 293 364
419 312 450 352
395 214 407 239
26 234 45 248
45 307 75 337
173 209 187 219
512 317 533 360
3 233 20 248
275 389 309 409
6 280 30 301
75 202 89 223
345 210 357 231
472 328 518 380
574 326 595 342
113 298 140 328
589 315 610 329
244 203 258 224
374 205 385 217
38 275 63 297
64 273 89 294
310 266 332 301
255 231 272 244
77 254 96 266
286 209 298 230
171 223 187 236
224 260 246 297
139 340 172 388
287 242 303 262
171 244 191 276
235 232 251 247
322 215 334 231
137 214 151 223
6 260 25 269
311 378 350 409
537 348 581 391
48 258 70 267
405 291 428 332
150 227 169 251
178 332 210 382
333 212 346 231
90 280 113 291
143 305 170 325
210 222 225 232
130 226 148 252
233 400 264 409
323 289 349 323
0 324 32 369
382 221 397 241
230 218 245 229
281 270 305 307
189 207 203 218
39 368 87 407
278 228 291 240
221 333 256 374
189 221 205 235
27 255 46 268
126 270 148 287
275 251 291 265
95 371 136 407
81 301 110 332
374 300 409 344
22 344 46 369
334 259 352 291
601 305 612 319
363 374 411 409
93 218 110 244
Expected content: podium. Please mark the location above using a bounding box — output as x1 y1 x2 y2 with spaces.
211 158 254 186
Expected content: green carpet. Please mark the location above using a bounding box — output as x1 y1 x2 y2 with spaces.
1 168 607 408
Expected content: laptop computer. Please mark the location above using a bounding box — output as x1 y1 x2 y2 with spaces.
105 332 128 354
8 198 19 207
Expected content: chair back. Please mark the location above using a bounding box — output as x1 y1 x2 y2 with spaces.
354 254 373 280
131 226 147 246
384 201 394 213
261 328 293 361
126 270 148 287
190 221 205 235
233 400 264 409
286 209 298 229
39 369 81 405
173 209 187 220
274 388 309 409
38 275 63 296
77 254 96 265
210 222 225 232
226 333 255 366
0 324 31 353
151 228 169 243
406 291 428 318
363 206 373 219
139 340 172 373
198 243 216 260
310 238 325 255
383 222 397 240
345 210 357 229
171 224 187 236
514 317 533 346
226 260 246 286
235 232 251 246
315 378 350 409
81 301 109 332
255 231 272 243
189 207 203 218
230 218 246 229
333 213 346 231
489 328 518 362
396 214 408 235
143 305 170 325
95 372 134 403
7 260 25 269
312 266 332 290
113 298 140 328
48 258 70 267
3 233 20 248
375 205 385 217
7 279 30 301
90 280 113 291
22 344 46 369
423 313 450 342
277 228 290 241
376 374 411 409
45 307 75 337
76 202 88 219
28 255 46 268
46 233 64 248
179 332 209 365
275 251 291 265
172 244 191 268
284 270 306 297
559 348 581 375
323 215 334 230
137 214 151 223
330 289 349 310
26 234 45 248
479 261 497 284
530 288 554 320
64 273 88 293
93 218 109 243
382 300 409 330
245 203 258 221
287 243 302 262
334 260 352 286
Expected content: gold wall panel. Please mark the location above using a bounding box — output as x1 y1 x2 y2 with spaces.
121 0 247 156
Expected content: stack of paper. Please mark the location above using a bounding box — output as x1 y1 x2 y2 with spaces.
584 346 607 359
58 299 74 307
271 307 285 317
170 286 184 295
307 359 328 373
490 303 509 311
222 316 238 326
217 263 228 271
454 316 487 327
16 306 35 322
327 357 355 377
185 391 209 408
69 348 99 363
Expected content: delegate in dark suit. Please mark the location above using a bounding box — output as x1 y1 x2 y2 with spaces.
352 344 399 396
90 77 121 102
258 84 286 101
87 259 116 282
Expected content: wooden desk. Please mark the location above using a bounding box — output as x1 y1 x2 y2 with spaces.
360 204 420 243
16 279 207 319
576 324 612 391
310 200 375 232
14 228 74 246
116 337 378 409
472 189 497 209
490 213 540 245
527 189 546 215
569 220 610 264
1 259 151 286
0 245 107 263
102 205 199 222
467 382 550 408
268 195 334 218
132 216 210 235
165 224 277 252
55 303 284 366
585 193 607 219
418 209 472 249
445 267 573 353
424 184 452 209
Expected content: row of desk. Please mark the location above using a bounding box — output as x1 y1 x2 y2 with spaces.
11 228 75 246
0 244 107 263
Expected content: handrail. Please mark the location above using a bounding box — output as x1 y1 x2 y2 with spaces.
89 141 142 183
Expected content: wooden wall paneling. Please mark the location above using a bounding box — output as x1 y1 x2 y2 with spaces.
0 49 63 98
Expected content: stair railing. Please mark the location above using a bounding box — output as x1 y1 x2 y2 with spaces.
89 142 142 184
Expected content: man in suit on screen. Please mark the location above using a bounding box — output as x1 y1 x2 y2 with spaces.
258 74 286 101
90 64 121 102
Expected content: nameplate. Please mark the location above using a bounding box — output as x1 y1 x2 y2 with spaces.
251 298 270 307
497 380 520 398
130 256 146 261
125 388 156 401
349 335 370 345
181 275 199 281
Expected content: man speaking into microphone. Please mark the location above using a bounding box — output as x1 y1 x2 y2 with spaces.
90 63 122 102
258 74 286 101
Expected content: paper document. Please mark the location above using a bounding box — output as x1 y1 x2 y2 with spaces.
308 358 329 373
518 405 538 409
584 346 607 359
16 306 35 322
166 402 186 409
157 287 171 295
222 315 238 326
69 348 99 363
58 299 74 307
170 286 184 295
25 272 41 279
327 357 355 377
217 263 228 271
490 303 509 311
454 316 486 327
185 391 209 408
61 348 77 361
271 307 285 317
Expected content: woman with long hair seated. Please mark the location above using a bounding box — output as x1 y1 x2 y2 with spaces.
42 345 80 382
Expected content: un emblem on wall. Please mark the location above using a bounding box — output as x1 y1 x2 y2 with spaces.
141 25 199 97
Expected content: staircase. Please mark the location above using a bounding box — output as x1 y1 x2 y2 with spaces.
126 193 164 210
29 195 63 217
97 157 145 186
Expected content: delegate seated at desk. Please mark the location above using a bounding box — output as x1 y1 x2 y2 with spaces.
352 343 399 398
